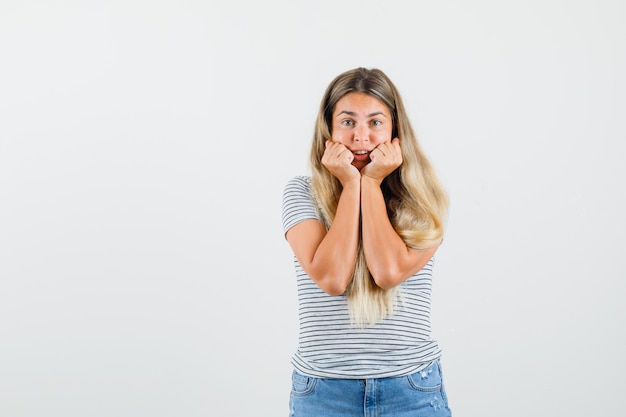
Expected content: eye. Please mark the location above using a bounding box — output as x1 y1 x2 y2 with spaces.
341 119 354 126
370 119 382 127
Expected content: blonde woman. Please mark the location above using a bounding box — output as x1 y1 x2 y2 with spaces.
282 67 453 416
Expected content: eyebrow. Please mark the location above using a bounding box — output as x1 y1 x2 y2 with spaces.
336 110 388 118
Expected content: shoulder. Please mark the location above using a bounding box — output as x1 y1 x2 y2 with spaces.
282 176 320 232
284 175 311 190
283 176 313 199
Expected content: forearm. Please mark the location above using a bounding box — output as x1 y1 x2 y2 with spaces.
309 180 361 295
361 177 436 289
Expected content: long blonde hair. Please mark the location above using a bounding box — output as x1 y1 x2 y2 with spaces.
309 68 449 326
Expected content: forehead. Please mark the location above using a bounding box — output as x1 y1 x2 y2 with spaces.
333 92 390 116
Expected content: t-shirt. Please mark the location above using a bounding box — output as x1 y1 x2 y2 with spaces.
282 175 442 379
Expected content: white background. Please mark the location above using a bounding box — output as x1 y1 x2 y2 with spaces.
1 1 625 416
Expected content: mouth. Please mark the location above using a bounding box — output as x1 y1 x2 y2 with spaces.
352 149 371 162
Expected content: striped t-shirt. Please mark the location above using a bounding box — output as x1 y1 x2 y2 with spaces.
282 176 442 379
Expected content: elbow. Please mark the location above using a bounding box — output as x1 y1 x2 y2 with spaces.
372 276 399 290
324 284 348 296
313 271 351 296
304 261 354 296
320 276 350 296
371 268 404 290
303 263 352 296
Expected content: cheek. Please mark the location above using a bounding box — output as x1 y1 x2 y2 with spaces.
331 131 348 144
373 131 392 144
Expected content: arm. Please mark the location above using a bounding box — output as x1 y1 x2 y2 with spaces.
360 139 440 289
286 181 360 295
285 141 361 296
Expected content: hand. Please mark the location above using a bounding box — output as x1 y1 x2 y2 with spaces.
321 140 361 186
361 138 402 184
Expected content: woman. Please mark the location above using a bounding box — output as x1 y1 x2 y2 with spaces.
282 67 452 416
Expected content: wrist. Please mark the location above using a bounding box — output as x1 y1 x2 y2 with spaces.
341 176 361 190
361 174 383 187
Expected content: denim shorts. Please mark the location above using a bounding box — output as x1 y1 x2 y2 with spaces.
289 359 452 417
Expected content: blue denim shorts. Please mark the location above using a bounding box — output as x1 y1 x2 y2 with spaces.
289 359 452 417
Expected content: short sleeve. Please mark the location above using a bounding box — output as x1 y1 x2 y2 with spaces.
282 176 322 236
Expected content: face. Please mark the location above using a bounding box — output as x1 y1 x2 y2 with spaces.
331 92 393 171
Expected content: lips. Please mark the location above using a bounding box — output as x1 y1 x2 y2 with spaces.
352 150 371 161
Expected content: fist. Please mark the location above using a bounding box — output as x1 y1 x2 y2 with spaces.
361 138 402 182
321 140 360 185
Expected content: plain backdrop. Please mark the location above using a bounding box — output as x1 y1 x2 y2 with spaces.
1 1 625 416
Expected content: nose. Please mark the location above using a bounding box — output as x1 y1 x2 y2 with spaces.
354 125 369 142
